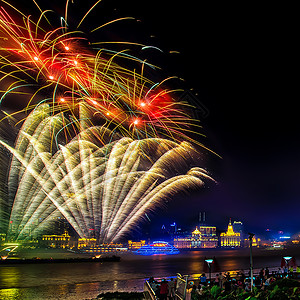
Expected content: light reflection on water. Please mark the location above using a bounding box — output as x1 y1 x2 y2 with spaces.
0 280 144 300
0 267 20 288
0 248 299 300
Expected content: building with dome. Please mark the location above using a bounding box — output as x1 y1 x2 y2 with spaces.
220 219 241 247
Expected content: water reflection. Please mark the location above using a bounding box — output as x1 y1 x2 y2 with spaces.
188 259 203 275
0 288 23 300
0 267 20 288
0 248 298 299
0 283 107 300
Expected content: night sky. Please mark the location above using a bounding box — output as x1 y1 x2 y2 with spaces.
146 1 298 235
4 1 299 236
108 1 299 235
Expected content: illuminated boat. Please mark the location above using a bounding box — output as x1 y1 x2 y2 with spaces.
134 241 180 255
265 243 285 250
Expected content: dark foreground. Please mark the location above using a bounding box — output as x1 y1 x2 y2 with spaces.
185 279 300 300
95 279 300 299
96 292 144 299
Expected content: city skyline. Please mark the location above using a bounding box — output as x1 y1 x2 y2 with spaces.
0 2 299 300
0 0 298 239
0 0 213 243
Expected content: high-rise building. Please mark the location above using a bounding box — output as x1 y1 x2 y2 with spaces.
232 221 244 246
220 219 241 247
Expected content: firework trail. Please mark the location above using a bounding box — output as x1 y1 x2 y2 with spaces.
0 0 202 144
0 104 214 242
0 1 215 242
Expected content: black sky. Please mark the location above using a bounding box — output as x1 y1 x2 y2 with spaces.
109 1 299 235
6 0 299 235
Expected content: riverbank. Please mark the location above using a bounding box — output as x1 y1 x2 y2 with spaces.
1 247 299 299
0 255 120 264
94 278 300 299
4 244 300 261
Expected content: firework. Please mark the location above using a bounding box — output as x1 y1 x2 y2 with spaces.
0 104 213 242
0 1 214 242
0 0 203 145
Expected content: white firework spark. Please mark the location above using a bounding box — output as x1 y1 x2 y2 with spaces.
0 103 213 243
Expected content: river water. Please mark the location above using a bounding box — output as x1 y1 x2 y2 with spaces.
0 247 299 300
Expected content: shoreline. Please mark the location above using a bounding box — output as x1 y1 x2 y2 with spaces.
3 244 300 259
1 247 299 299
0 255 121 265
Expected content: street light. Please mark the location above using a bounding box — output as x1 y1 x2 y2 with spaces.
248 233 255 292
205 258 214 285
283 256 292 277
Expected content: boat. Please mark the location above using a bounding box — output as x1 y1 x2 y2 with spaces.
265 243 285 250
134 241 180 255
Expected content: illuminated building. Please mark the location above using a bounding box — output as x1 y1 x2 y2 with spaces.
232 221 244 236
191 227 201 248
173 237 192 249
244 236 261 247
77 238 126 252
127 240 146 250
41 231 70 248
291 233 300 245
135 241 179 255
173 226 218 249
0 233 6 243
80 243 127 253
78 238 97 249
220 219 241 247
199 226 218 248
232 221 244 246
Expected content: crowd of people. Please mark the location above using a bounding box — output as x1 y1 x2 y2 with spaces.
148 277 176 300
147 266 300 300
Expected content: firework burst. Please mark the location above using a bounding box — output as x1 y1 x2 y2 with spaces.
0 0 204 146
0 1 215 242
0 104 214 242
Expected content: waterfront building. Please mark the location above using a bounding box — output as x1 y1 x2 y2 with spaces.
220 219 241 247
77 238 127 252
191 227 201 248
80 243 127 253
41 231 70 248
291 232 300 245
173 237 193 249
77 237 97 249
244 236 261 247
127 240 146 250
174 226 218 249
199 226 218 248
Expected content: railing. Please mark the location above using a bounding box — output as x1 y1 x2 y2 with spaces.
144 273 188 300
143 280 157 300
175 273 188 300
144 266 300 299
